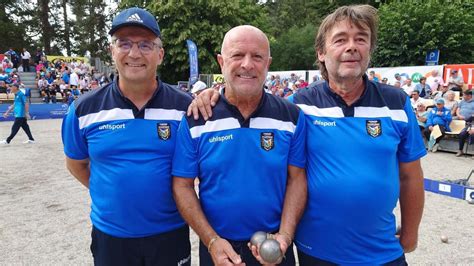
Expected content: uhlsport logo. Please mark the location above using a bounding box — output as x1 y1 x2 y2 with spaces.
209 134 233 143
126 13 143 23
313 119 336 127
366 120 382 137
261 132 274 151
98 123 126 130
157 123 171 140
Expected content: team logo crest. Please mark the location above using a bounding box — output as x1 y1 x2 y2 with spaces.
366 120 382 138
157 123 171 140
260 132 274 151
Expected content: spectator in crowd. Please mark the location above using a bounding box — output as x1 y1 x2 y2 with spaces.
69 68 80 90
368 70 378 82
394 80 401 88
394 73 405 86
21 48 31 72
0 80 7 93
415 102 429 131
455 89 474 122
0 67 8 82
402 78 416 95
34 47 44 65
455 118 473 157
414 77 431 98
410 90 423 109
424 98 452 152
62 7 192 265
444 91 459 117
426 69 444 93
190 80 207 97
298 77 308 88
61 67 70 85
1 83 35 144
447 70 464 94
433 82 449 100
381 77 388 84
5 48 20 69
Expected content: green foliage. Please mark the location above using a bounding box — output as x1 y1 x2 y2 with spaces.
373 1 474 66
270 24 317 71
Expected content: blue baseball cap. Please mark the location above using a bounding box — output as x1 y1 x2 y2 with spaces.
436 98 445 104
109 7 161 38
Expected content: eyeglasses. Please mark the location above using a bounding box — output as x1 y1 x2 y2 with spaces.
114 39 161 55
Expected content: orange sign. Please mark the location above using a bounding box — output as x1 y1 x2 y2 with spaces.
443 64 474 87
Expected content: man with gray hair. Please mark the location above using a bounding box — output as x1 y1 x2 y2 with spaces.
293 5 425 265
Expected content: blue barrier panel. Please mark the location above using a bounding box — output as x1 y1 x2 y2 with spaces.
424 178 466 200
0 103 69 122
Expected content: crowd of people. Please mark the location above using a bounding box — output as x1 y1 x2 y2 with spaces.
0 47 113 105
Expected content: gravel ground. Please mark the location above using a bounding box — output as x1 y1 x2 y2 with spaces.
0 119 472 265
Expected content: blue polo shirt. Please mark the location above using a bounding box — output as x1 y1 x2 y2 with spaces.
62 77 192 238
13 90 27 118
172 90 306 240
293 77 426 265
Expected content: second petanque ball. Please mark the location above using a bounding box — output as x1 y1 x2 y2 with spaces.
250 231 268 246
440 235 448 243
260 239 282 264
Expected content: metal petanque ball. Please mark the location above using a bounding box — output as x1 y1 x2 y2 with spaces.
259 239 282 264
250 231 268 246
440 235 448 243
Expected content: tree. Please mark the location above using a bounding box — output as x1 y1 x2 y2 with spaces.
270 24 317 71
0 0 34 53
119 0 268 83
373 2 474 66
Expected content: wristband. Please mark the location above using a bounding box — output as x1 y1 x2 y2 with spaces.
207 235 220 252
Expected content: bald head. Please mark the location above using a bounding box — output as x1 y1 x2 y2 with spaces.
217 25 272 98
221 25 270 57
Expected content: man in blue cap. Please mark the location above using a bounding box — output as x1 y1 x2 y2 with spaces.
424 98 452 152
1 82 35 144
62 7 192 265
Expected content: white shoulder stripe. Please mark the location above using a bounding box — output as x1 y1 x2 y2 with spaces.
190 117 240 138
144 108 185 121
249 117 296 133
78 108 134 129
297 104 344 118
354 106 408 123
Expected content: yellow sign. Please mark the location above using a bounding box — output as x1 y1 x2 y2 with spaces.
213 74 224 84
47 55 89 64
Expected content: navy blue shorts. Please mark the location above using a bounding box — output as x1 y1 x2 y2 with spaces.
199 238 296 266
91 225 191 266
297 250 408 266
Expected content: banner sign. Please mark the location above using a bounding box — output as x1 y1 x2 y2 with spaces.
0 103 69 122
186 40 199 86
46 55 89 65
367 65 443 86
443 64 474 88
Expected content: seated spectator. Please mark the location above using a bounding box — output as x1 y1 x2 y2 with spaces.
381 77 388 84
393 81 401 88
410 90 423 109
433 82 449 100
298 77 308 88
0 67 8 82
0 80 7 93
48 85 57 103
415 102 429 131
402 78 416 95
423 98 452 152
444 91 459 117
455 90 474 121
415 77 431 98
369 70 379 82
447 70 464 94
426 69 444 92
455 118 473 157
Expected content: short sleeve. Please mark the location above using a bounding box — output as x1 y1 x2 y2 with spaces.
397 96 427 162
61 103 89 160
171 118 199 178
288 109 306 168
